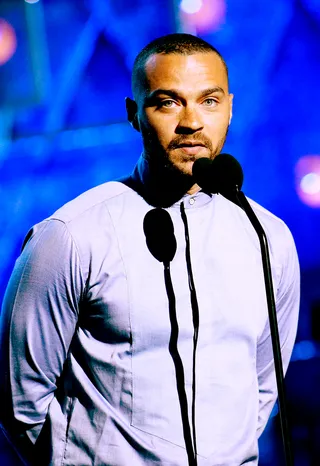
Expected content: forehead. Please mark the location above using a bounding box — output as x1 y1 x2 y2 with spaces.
143 52 228 94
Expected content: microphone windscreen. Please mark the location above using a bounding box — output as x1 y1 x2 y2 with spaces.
143 208 177 264
192 157 217 193
215 153 244 192
193 154 244 194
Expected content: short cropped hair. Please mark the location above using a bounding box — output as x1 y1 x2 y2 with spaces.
132 33 228 100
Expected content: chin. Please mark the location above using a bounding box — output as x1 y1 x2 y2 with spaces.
171 160 195 177
170 153 212 175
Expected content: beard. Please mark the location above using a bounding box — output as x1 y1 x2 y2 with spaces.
141 126 229 178
135 126 229 207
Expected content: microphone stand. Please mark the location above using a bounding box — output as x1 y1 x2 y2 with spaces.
234 189 294 466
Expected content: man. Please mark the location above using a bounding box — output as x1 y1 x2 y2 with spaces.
0 33 300 465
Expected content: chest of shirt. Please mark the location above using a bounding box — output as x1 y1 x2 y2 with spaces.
77 194 272 355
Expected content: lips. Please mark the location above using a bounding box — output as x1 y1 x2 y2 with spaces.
176 144 206 155
176 142 206 148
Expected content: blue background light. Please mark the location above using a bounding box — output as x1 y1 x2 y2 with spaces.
0 0 319 464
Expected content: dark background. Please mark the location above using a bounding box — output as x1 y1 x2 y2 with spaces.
0 0 319 464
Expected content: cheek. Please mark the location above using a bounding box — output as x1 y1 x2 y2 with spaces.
141 115 175 145
205 112 230 133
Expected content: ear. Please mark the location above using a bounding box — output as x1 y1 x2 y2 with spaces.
125 97 140 132
228 93 234 125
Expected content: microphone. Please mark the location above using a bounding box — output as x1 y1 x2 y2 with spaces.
143 208 177 264
193 153 294 466
192 153 243 196
143 208 196 465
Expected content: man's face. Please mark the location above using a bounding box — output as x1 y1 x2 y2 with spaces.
133 52 233 176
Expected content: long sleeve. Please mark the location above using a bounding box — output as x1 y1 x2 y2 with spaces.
256 223 300 437
0 219 84 462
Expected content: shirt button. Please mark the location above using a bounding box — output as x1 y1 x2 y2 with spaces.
189 197 195 205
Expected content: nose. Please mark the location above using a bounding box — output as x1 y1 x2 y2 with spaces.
176 105 204 134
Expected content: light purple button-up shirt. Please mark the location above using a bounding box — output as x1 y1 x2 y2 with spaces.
0 156 300 465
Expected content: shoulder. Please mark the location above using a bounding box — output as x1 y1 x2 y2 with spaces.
218 194 298 274
218 194 294 247
50 181 133 224
244 198 299 286
21 181 138 252
247 197 295 250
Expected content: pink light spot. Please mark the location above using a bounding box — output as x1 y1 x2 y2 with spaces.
180 0 226 33
0 19 17 66
295 155 320 208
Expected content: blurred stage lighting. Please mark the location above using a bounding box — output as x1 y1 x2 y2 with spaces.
180 0 203 14
295 155 320 208
0 18 17 66
24 0 40 4
292 340 317 361
179 0 226 33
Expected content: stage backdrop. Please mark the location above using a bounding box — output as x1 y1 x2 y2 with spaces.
0 1 319 464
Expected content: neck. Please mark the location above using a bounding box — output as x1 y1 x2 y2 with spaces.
131 154 195 207
187 184 201 195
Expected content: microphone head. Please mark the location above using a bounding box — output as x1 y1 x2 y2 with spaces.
192 153 244 194
143 208 177 264
192 157 217 193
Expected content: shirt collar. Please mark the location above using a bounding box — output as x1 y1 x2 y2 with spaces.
129 154 213 209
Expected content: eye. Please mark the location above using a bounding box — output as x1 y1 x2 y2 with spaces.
160 99 176 108
202 98 218 107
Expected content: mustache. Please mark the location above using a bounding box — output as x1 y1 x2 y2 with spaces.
167 134 213 151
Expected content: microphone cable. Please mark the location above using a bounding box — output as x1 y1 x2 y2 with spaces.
143 208 196 466
164 261 197 466
180 201 200 463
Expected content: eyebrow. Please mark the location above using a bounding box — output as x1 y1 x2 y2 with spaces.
146 86 226 102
